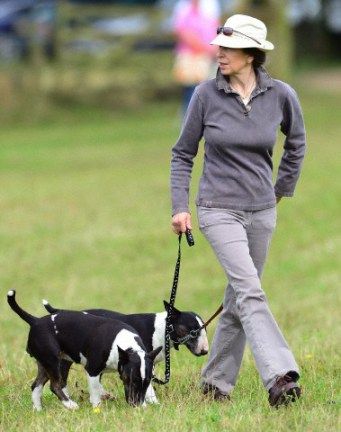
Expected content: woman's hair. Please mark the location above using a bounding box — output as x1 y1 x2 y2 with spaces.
242 48 266 69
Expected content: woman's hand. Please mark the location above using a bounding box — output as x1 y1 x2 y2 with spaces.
172 212 192 234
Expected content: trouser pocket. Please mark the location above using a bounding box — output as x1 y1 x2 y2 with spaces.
197 206 246 230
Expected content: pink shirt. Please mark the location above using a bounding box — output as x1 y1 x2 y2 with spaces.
173 2 219 55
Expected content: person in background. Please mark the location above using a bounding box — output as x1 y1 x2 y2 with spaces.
33 0 57 61
172 0 220 114
170 14 306 407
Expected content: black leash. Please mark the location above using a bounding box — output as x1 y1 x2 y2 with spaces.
152 229 194 385
152 229 222 385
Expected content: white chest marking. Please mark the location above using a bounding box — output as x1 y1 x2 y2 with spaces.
152 312 167 362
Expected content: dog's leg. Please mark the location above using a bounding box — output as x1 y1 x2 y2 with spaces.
49 374 79 410
86 373 102 407
44 360 79 410
31 362 49 411
59 359 73 399
99 383 113 400
145 383 159 404
98 373 115 401
29 332 79 410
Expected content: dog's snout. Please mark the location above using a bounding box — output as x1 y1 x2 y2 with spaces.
126 390 145 407
128 396 142 407
196 330 209 355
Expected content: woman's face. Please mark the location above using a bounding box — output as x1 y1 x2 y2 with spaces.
217 47 253 76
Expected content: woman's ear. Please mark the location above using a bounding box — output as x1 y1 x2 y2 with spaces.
247 55 254 64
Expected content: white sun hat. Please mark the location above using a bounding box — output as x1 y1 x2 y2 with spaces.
210 14 274 51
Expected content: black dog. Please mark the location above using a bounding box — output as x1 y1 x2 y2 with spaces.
8 290 161 411
42 299 209 403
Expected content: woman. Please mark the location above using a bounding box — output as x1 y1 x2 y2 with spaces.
170 14 306 407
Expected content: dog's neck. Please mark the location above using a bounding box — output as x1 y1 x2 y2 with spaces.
152 312 176 359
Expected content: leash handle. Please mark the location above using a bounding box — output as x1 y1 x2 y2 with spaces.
185 229 195 247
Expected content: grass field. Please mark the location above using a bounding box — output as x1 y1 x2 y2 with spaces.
0 81 340 431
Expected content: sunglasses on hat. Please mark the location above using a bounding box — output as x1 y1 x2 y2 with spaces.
216 26 261 46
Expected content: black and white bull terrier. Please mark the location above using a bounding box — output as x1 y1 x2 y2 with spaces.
42 299 209 403
42 300 209 359
8 290 162 411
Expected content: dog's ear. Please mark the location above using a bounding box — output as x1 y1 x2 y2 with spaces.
163 300 181 316
117 346 130 364
147 346 162 362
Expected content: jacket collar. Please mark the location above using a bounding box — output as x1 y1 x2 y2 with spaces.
216 66 273 94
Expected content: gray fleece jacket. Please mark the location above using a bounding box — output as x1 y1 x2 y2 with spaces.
171 67 306 215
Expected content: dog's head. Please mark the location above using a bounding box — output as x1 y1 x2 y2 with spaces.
163 301 209 356
117 345 162 406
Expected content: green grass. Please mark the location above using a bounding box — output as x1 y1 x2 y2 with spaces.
0 86 340 431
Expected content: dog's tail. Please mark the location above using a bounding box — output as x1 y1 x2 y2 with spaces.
7 290 37 326
42 299 60 314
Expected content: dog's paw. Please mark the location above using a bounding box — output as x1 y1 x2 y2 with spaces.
62 399 79 410
145 397 160 405
33 405 43 412
90 398 102 408
100 392 116 401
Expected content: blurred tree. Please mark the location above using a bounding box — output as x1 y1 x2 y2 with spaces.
238 0 293 80
69 0 158 4
320 0 341 59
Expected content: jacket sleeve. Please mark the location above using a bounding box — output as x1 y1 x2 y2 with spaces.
170 90 204 215
274 86 306 197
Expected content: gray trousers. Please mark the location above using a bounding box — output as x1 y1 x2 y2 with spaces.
197 206 299 394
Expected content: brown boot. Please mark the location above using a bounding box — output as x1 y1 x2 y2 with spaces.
268 374 301 407
202 383 230 401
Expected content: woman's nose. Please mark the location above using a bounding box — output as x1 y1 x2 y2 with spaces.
217 48 227 58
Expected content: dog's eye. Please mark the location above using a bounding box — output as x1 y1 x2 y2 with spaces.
120 371 129 380
177 325 187 336
118 366 127 379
